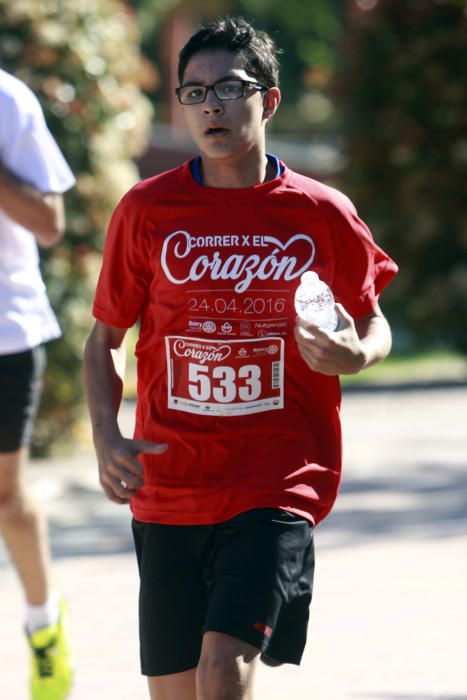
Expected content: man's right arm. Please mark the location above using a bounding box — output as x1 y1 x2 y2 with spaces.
83 321 167 504
0 161 66 246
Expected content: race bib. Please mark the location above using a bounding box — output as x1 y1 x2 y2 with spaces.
165 336 284 416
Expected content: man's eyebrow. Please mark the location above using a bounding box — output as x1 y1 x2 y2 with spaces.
180 74 241 86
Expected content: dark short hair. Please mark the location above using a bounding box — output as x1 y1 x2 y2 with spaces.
178 16 280 88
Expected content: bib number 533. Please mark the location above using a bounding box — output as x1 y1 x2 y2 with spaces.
165 335 284 416
189 363 261 403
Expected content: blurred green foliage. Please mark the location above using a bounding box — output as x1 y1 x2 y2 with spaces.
337 0 467 352
0 0 155 454
234 0 344 135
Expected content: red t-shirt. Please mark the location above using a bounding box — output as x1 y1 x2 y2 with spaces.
93 160 397 526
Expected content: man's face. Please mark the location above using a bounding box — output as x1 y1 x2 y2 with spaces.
179 49 275 164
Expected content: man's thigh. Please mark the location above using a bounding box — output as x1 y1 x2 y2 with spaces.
0 448 25 492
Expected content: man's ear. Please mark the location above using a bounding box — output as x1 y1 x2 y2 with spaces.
263 87 281 121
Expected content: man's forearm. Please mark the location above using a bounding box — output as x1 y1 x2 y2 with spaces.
83 331 125 446
0 163 65 246
356 310 392 370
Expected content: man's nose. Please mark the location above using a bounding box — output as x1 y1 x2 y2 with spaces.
203 88 224 113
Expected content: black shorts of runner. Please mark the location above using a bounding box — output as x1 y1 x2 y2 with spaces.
132 507 315 677
0 346 46 453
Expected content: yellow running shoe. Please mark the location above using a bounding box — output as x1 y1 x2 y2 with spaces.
27 597 73 700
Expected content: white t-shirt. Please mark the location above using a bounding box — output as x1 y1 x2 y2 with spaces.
0 69 76 355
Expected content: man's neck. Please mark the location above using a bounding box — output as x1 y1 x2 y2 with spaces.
199 151 274 189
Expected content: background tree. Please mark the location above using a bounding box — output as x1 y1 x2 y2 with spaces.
0 0 157 454
337 0 467 352
235 0 344 138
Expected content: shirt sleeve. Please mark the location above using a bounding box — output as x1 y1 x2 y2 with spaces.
0 81 75 194
323 191 398 318
92 191 153 329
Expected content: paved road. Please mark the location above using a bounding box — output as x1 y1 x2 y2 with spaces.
1 385 466 699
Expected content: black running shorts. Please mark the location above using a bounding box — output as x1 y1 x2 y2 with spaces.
132 508 315 677
0 346 45 453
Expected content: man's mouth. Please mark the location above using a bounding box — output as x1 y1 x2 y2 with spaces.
205 127 229 136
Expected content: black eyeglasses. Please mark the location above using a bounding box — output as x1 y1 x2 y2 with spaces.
175 79 268 105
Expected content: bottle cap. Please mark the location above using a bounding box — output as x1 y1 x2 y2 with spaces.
301 271 319 287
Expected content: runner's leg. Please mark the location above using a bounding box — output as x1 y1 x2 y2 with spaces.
0 447 50 604
147 668 197 700
197 631 259 700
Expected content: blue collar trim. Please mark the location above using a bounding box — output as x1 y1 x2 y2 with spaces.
190 153 283 185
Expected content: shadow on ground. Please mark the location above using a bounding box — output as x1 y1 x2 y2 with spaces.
318 460 467 548
47 482 135 559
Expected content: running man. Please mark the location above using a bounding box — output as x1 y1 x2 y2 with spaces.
0 69 75 699
84 17 397 700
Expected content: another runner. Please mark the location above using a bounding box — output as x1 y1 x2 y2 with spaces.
83 16 397 700
0 68 75 700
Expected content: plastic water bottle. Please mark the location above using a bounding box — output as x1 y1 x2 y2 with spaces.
294 271 339 331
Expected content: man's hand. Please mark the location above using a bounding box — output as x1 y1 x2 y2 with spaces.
94 433 168 504
83 321 168 505
294 303 367 376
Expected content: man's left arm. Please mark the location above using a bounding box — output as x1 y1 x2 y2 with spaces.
294 303 392 376
0 161 65 247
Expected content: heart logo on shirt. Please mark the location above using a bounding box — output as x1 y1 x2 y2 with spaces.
161 230 316 293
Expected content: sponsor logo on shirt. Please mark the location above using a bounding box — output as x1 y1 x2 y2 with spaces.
173 339 231 364
202 321 216 334
161 230 316 293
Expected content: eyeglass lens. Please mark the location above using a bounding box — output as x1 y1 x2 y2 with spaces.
178 80 248 104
